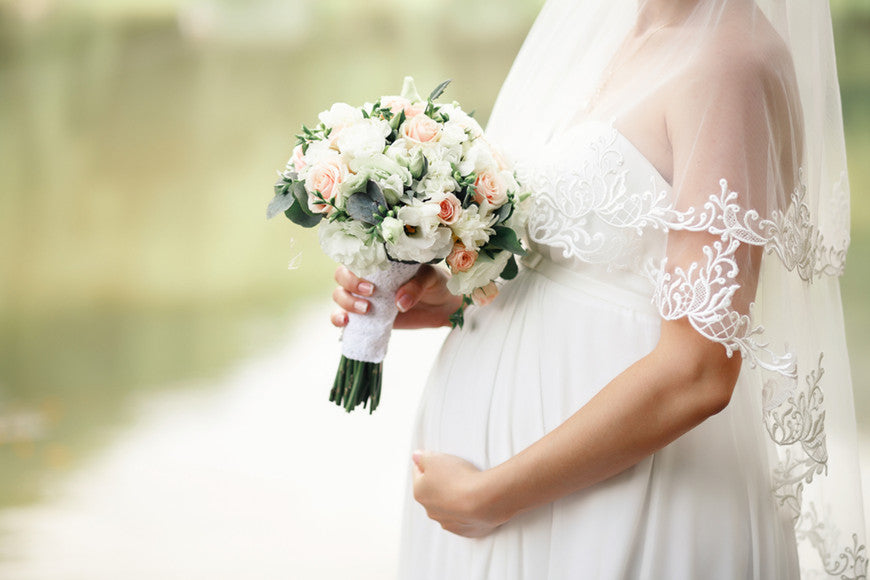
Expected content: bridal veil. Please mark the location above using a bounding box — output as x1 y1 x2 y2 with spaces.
485 0 866 577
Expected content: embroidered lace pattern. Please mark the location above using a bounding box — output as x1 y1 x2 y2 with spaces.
521 124 864 579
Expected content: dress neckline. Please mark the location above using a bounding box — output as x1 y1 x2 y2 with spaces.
552 119 672 189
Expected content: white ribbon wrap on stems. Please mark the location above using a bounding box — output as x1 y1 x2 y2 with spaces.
340 261 421 363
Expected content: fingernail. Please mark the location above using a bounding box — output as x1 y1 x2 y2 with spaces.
412 450 423 466
397 295 414 312
355 300 369 314
358 282 374 296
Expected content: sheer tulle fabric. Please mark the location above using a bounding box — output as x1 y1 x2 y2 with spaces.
399 0 865 577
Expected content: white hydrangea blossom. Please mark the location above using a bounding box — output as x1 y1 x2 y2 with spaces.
450 203 497 250
318 219 386 276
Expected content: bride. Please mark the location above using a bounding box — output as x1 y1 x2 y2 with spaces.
330 0 866 578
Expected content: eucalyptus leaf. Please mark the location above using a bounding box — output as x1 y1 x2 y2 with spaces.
366 180 388 208
495 202 514 224
290 181 315 216
284 200 322 228
488 225 526 255
346 192 380 225
273 180 290 197
428 79 451 102
266 191 295 219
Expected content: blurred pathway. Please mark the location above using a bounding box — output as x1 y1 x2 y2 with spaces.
0 304 448 580
0 304 867 579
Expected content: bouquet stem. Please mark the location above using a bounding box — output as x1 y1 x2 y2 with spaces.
331 261 420 413
330 357 383 412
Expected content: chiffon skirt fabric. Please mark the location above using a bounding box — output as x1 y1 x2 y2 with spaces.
397 257 799 580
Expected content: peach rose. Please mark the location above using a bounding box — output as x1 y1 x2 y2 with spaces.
435 193 462 225
471 282 499 306
305 156 347 214
473 169 508 207
446 242 478 273
401 114 441 143
291 144 306 173
380 96 422 118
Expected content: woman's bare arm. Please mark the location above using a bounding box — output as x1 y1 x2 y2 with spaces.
411 317 742 537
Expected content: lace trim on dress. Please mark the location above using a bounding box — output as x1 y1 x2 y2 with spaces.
521 127 671 266
520 123 863 580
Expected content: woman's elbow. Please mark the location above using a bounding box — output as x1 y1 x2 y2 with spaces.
656 319 744 417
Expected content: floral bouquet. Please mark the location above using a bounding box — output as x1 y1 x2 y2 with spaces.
267 77 529 413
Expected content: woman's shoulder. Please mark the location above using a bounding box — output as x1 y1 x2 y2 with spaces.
667 14 798 133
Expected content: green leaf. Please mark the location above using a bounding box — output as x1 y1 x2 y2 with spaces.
284 199 322 227
366 180 388 208
389 109 406 131
500 254 518 280
273 181 290 197
487 225 526 255
494 202 514 224
266 191 294 219
290 181 313 214
346 192 380 225
428 79 451 102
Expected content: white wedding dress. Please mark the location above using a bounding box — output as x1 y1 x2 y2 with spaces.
397 121 800 579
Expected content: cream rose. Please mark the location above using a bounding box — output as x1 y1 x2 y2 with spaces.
304 155 348 214
473 169 508 207
446 242 478 273
401 114 441 143
381 95 426 119
290 144 306 173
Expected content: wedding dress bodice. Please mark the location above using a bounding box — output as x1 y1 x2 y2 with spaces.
516 120 671 301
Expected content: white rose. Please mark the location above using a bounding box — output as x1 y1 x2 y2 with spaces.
438 103 483 138
450 204 496 250
318 103 363 132
318 219 387 277
457 140 497 176
385 199 454 263
335 118 391 160
439 120 470 149
447 251 511 295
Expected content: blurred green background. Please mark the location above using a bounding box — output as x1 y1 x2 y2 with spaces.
0 0 867 567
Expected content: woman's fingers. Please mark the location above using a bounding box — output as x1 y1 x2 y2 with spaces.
330 309 349 328
334 265 374 296
396 265 441 312
332 286 369 314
